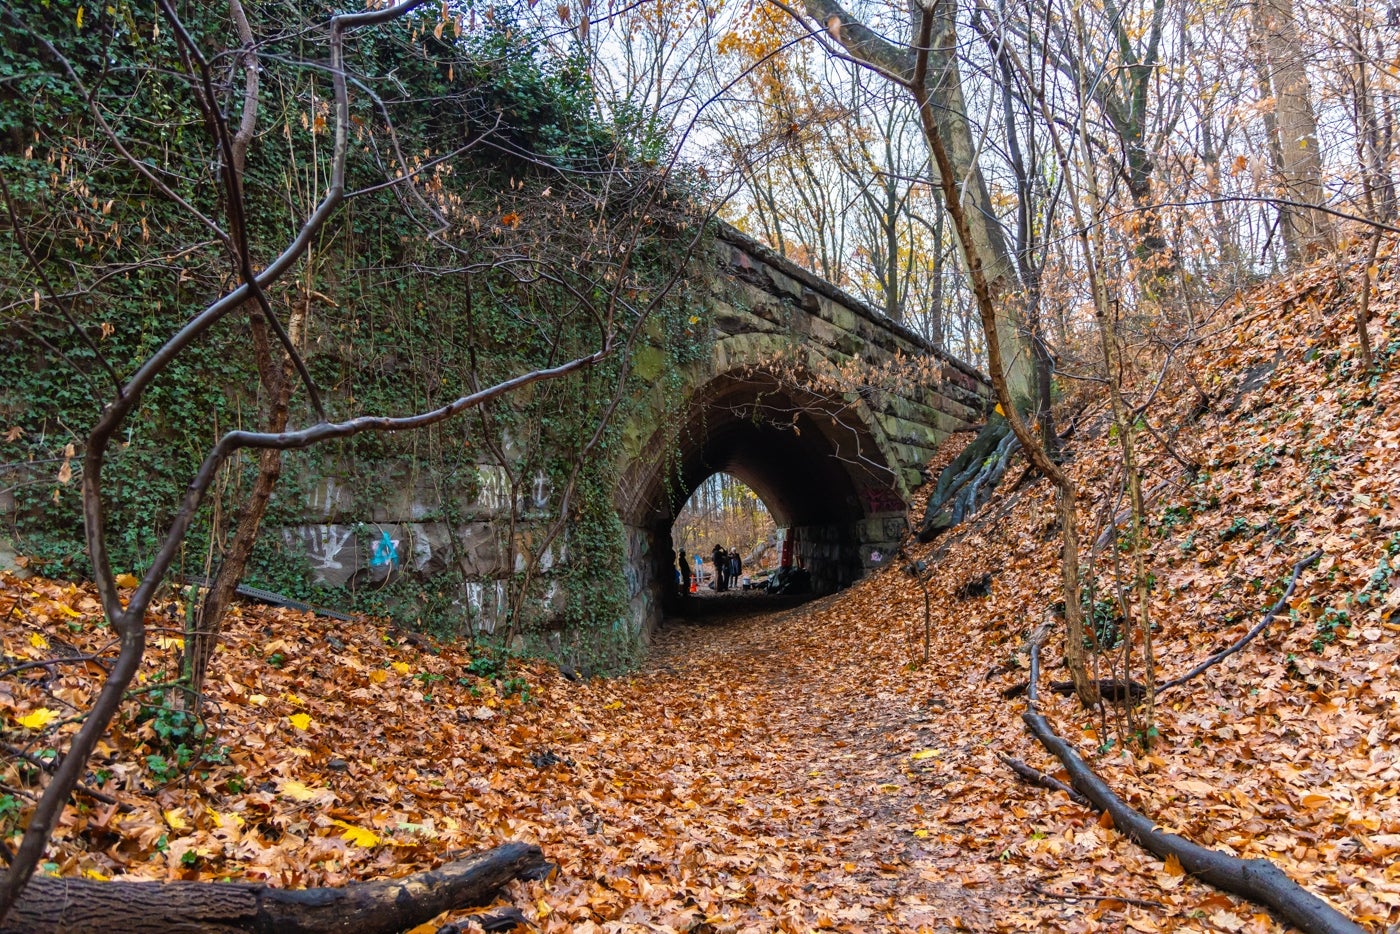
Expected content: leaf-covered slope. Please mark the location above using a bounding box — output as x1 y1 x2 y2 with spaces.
2 241 1398 931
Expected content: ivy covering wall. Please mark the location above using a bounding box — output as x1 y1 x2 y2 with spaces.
0 0 711 671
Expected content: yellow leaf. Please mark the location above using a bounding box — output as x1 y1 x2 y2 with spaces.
164 808 188 831
288 712 312 731
390 661 410 676
878 783 900 793
28 633 48 650
1163 852 1184 876
75 5 84 27
54 603 81 618
155 636 184 651
370 669 388 684
81 868 109 881
603 700 623 710
248 693 268 707
911 748 940 760
994 402 1006 416
280 780 319 802
114 573 139 589
15 708 60 730
284 693 305 706
913 829 929 838
205 807 244 828
332 819 379 848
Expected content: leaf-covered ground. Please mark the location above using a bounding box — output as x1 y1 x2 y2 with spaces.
2 243 1398 931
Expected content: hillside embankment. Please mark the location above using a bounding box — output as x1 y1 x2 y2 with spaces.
2 242 1397 931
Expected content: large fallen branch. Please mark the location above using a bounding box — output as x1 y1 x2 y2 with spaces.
1158 550 1321 694
1001 550 1322 704
997 752 1090 807
1020 633 1361 934
0 841 547 934
1002 677 1146 702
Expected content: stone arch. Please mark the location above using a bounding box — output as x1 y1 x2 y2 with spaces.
616 338 913 636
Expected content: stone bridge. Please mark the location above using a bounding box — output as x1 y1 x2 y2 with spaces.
616 224 992 634
211 222 991 657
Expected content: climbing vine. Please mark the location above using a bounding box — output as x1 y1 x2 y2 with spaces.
0 0 711 669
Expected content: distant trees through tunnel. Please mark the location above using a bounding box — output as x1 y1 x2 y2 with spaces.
673 473 780 589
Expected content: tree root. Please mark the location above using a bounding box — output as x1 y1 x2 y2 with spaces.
1021 710 1362 933
997 753 1090 807
1158 550 1321 694
0 841 548 934
1016 617 1362 933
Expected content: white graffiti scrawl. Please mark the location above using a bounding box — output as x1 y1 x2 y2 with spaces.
288 525 353 571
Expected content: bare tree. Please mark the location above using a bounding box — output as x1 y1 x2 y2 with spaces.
793 0 1038 406
1253 0 1335 259
0 0 702 919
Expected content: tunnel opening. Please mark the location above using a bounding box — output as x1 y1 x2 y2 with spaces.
620 367 910 635
671 472 781 594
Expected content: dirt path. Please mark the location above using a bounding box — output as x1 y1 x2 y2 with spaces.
632 595 1016 931
3 573 1299 932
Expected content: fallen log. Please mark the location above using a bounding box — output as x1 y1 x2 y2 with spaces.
1002 677 1146 702
1018 620 1361 933
1021 714 1363 933
1 841 547 934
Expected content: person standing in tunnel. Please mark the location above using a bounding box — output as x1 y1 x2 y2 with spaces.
712 544 728 591
678 549 692 595
730 549 742 589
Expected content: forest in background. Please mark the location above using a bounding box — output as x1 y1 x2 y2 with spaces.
0 0 1397 927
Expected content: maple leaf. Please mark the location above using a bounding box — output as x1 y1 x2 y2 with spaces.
331 819 379 848
14 708 60 729
288 713 312 731
279 780 320 802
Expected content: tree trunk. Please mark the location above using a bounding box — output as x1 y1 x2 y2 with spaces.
182 299 302 702
1252 0 1333 261
921 2 1031 404
1 843 547 934
797 0 1034 404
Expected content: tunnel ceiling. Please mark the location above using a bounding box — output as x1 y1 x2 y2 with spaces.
627 372 899 530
